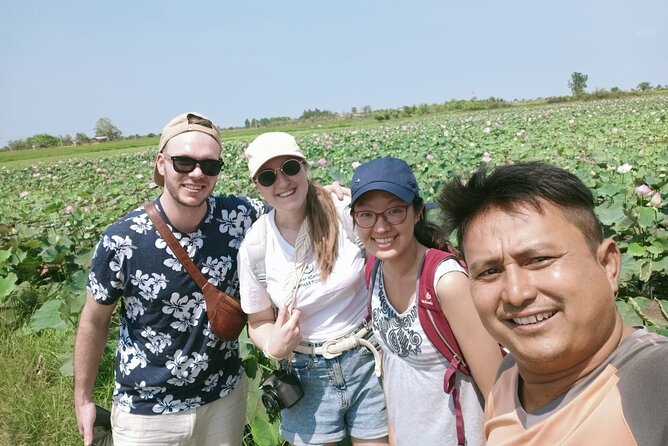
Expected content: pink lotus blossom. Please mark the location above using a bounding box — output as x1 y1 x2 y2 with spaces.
351 161 361 169
19 191 29 198
634 184 653 197
483 127 491 133
65 204 75 214
482 152 492 163
649 192 662 207
318 158 328 167
612 127 619 134
426 154 434 161
616 163 633 174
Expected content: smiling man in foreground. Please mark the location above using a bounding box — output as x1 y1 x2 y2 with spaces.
437 161 668 445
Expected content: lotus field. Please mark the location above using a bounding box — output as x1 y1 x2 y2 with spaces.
0 95 667 444
1 96 667 338
0 100 667 350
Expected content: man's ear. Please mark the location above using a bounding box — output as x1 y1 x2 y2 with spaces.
156 152 166 177
597 238 621 294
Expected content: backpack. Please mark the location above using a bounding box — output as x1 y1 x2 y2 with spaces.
365 248 469 446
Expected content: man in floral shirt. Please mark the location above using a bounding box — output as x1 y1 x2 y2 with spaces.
74 112 264 446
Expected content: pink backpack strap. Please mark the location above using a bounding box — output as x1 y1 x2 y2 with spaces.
417 248 468 446
364 256 379 322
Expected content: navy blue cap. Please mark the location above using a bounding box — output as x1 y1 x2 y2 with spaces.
350 157 420 206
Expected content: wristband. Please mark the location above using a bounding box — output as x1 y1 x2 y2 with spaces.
262 343 285 361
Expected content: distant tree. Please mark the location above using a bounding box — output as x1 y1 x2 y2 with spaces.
60 134 73 146
244 118 250 128
4 139 32 151
637 81 651 91
568 72 588 96
351 106 358 114
95 117 122 140
27 133 59 148
75 132 91 145
362 105 372 114
299 108 336 120
610 86 621 93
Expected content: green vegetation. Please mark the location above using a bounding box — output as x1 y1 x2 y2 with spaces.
0 94 667 444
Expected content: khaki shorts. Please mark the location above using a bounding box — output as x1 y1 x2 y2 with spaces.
111 375 247 446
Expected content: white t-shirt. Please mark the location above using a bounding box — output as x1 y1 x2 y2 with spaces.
371 258 485 446
238 196 367 342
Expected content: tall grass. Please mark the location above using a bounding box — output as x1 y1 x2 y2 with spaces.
0 327 114 446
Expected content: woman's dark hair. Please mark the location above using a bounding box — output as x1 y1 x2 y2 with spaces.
412 196 460 256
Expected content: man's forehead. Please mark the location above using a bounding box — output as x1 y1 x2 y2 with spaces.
164 131 222 153
462 201 555 254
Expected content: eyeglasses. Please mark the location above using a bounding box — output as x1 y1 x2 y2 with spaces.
168 156 224 176
352 205 410 228
254 159 305 187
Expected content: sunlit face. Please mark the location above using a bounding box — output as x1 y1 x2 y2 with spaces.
352 190 420 261
156 131 221 209
462 201 621 373
254 155 309 214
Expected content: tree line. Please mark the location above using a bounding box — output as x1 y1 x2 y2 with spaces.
4 74 665 151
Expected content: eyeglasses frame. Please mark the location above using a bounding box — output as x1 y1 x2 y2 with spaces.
254 158 306 187
352 204 412 228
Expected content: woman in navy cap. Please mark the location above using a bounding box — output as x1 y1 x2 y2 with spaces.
349 157 502 446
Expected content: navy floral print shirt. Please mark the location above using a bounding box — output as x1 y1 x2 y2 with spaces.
87 194 263 415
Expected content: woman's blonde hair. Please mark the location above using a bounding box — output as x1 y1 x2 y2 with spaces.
306 181 339 280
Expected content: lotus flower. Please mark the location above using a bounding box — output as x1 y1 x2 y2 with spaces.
649 192 662 207
616 164 633 174
634 184 653 197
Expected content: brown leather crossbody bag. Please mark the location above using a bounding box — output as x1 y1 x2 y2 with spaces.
145 201 247 341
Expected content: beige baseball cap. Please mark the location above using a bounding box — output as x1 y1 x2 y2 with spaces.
244 132 306 179
153 112 221 186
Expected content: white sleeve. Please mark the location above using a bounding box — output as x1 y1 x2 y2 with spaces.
433 258 467 289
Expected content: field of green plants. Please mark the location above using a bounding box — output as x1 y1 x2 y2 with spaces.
0 95 667 444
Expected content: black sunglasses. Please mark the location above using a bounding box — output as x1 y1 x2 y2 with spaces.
168 156 223 176
254 159 305 187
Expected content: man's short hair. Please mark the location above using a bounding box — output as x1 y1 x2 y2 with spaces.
437 161 604 255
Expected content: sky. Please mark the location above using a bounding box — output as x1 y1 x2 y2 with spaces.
0 0 666 147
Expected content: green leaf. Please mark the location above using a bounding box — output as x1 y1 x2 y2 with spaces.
0 249 11 267
616 300 644 326
627 243 646 257
639 260 653 282
596 202 625 226
249 417 281 446
0 273 18 301
637 207 658 228
654 257 668 273
29 299 67 331
596 183 621 197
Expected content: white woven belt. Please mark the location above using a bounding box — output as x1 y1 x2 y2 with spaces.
293 325 382 377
